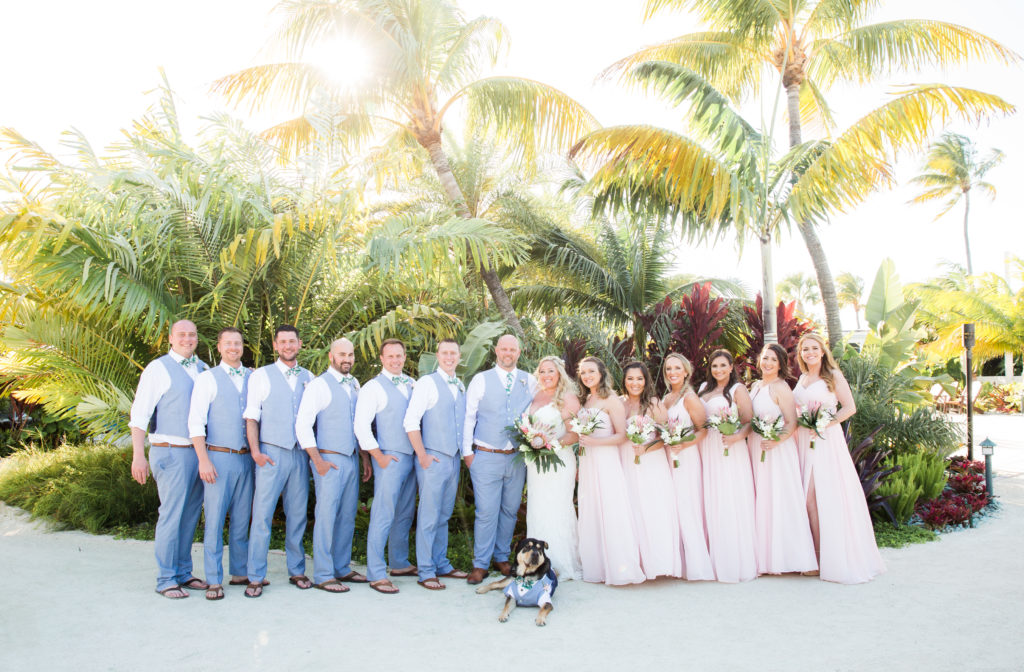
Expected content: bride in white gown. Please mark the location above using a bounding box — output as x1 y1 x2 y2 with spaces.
525 355 584 580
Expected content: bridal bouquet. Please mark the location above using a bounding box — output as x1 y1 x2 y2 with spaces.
625 415 658 464
796 401 835 450
506 413 565 473
703 405 742 456
750 414 786 463
569 408 604 456
659 418 696 468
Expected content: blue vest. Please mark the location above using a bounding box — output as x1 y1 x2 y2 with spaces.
204 366 249 450
473 368 532 449
420 370 466 457
257 363 310 449
373 373 413 454
152 353 207 437
314 372 358 456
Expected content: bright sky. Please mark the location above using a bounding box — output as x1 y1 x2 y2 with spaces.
2 0 1022 328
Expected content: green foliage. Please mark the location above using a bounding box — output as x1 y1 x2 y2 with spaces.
873 521 938 549
417 319 506 382
863 258 923 368
876 452 948 524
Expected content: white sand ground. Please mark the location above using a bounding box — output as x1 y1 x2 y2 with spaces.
1 415 1022 672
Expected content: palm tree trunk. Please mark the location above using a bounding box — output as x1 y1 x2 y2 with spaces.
963 189 973 275
760 232 777 343
422 136 526 340
787 83 843 348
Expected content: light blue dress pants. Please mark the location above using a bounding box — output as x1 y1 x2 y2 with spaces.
365 451 416 581
150 445 204 591
201 451 254 586
247 443 310 582
414 450 460 581
310 451 360 584
469 450 526 570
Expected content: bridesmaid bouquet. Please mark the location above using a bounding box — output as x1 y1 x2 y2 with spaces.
506 413 565 473
569 408 603 456
796 401 836 449
703 406 742 456
625 415 658 464
659 418 696 468
750 414 786 462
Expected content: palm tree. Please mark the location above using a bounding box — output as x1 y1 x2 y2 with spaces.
835 271 865 329
776 272 820 316
213 0 597 339
617 0 1019 348
909 132 1004 275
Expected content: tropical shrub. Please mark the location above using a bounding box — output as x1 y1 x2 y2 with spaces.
974 381 1024 414
916 457 990 529
736 295 814 383
875 452 948 524
845 426 900 523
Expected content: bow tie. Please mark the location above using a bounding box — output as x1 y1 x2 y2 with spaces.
391 375 412 386
285 366 302 377
180 355 197 368
226 366 244 377
446 375 460 386
340 375 355 385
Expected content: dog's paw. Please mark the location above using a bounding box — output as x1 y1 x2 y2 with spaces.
535 617 547 627
475 585 489 595
498 615 509 623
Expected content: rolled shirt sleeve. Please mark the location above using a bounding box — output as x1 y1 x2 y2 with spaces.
243 367 271 422
129 360 171 433
403 375 439 433
295 376 331 449
461 373 486 457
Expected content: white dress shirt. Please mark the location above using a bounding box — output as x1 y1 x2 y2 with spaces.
187 361 246 439
402 370 461 433
295 368 359 449
129 349 203 445
354 372 412 452
243 359 302 422
461 366 538 457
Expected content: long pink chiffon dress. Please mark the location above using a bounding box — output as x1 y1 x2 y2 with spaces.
793 378 886 584
698 383 758 583
577 408 645 585
666 395 715 581
620 413 683 579
748 385 818 575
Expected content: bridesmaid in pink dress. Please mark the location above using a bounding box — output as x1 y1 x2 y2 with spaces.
619 361 683 580
794 333 885 584
697 350 758 583
575 356 644 585
747 343 817 575
662 353 715 581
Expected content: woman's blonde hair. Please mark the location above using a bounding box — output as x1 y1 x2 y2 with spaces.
796 333 840 392
663 353 694 396
577 356 615 402
534 355 577 410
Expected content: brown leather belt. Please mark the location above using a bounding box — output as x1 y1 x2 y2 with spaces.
207 445 250 455
150 442 191 448
474 444 515 455
318 449 344 455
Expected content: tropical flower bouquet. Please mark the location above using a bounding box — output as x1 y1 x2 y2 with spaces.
625 415 658 464
659 417 696 468
750 414 786 462
569 407 604 456
506 413 564 473
704 405 743 456
797 401 836 450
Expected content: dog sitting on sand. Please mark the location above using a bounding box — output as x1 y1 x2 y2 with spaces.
475 537 557 626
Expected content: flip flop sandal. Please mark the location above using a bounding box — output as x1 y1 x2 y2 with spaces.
205 586 225 601
417 578 446 591
230 578 269 586
368 579 399 594
289 575 313 590
313 579 350 593
244 583 264 598
438 570 469 579
389 566 417 577
336 571 369 583
155 586 189 600
179 577 210 590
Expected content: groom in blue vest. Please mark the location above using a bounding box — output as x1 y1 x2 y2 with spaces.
129 319 209 598
463 334 537 585
243 325 313 597
296 337 371 593
355 338 417 594
404 338 470 590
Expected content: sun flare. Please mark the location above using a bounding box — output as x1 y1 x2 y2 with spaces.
306 37 371 90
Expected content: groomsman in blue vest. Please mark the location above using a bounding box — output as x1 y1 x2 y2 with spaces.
129 319 210 599
243 325 313 598
296 337 372 593
354 338 418 594
462 334 537 585
186 326 253 600
404 338 470 590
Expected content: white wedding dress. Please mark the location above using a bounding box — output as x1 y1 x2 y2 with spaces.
525 402 583 580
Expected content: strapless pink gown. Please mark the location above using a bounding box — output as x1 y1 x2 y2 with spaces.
699 386 757 583
666 396 715 581
620 414 683 579
748 386 817 575
577 409 644 585
794 379 886 584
